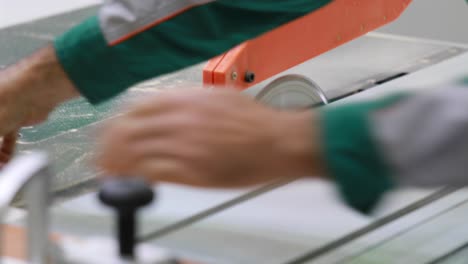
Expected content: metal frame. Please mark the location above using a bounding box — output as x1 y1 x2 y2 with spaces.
0 152 52 264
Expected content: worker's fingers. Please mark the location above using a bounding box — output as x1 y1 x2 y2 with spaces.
0 153 10 168
100 110 209 149
100 157 192 185
132 159 186 183
0 131 18 167
97 139 174 174
1 131 18 156
126 87 239 118
126 88 199 117
129 159 229 188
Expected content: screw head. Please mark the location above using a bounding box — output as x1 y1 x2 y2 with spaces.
231 71 238 80
244 71 255 83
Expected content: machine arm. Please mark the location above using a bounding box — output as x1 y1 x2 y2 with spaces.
203 0 412 88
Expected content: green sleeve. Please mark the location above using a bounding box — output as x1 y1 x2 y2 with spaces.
54 1 332 104
320 95 405 213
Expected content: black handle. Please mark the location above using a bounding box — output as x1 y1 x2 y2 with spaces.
98 178 154 259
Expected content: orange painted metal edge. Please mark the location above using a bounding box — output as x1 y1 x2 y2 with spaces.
203 0 412 89
202 54 223 85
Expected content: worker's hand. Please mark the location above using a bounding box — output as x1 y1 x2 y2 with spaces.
97 88 323 188
0 45 79 163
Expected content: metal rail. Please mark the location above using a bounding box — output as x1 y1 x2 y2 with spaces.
338 192 468 264
139 178 297 242
283 187 460 264
427 241 468 264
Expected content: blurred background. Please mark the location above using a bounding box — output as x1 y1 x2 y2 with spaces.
1 0 468 42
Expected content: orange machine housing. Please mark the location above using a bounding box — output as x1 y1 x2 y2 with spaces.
203 0 412 89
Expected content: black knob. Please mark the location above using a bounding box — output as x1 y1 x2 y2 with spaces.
98 178 154 259
244 71 256 83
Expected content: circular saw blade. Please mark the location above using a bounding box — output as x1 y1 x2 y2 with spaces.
255 74 328 110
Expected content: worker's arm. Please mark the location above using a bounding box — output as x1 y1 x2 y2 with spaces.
96 82 468 214
55 0 332 103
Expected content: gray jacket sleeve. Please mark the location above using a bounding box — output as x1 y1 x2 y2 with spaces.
321 84 468 213
373 86 468 187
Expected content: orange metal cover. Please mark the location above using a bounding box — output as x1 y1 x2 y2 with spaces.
203 0 412 88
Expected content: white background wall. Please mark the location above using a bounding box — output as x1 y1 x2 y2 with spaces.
379 0 468 43
0 0 101 28
1 0 467 43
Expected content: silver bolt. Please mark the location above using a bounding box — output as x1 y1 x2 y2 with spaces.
231 71 238 80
